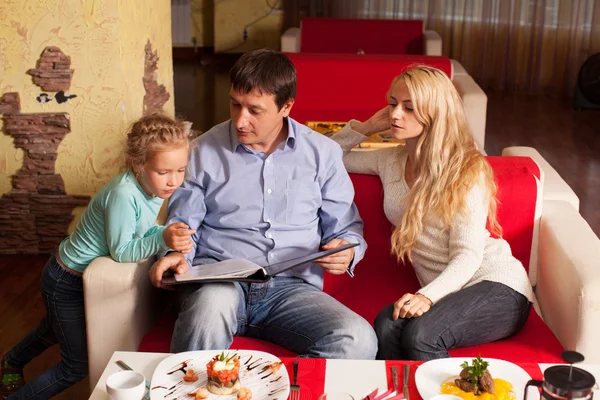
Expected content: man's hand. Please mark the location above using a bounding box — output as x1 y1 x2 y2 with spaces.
314 238 355 275
148 252 189 290
354 106 390 137
163 222 196 253
392 293 433 320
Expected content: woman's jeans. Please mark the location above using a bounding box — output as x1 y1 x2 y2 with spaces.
5 255 88 400
374 281 531 360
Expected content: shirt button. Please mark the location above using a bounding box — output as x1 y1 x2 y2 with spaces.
265 159 271 165
267 189 272 194
269 253 275 258
265 218 271 223
266 233 272 238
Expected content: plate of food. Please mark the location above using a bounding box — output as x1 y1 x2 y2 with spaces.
415 356 532 400
149 350 289 400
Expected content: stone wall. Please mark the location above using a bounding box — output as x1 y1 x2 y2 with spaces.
0 103 89 254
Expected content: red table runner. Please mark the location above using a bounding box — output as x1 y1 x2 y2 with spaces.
283 358 327 400
280 358 544 400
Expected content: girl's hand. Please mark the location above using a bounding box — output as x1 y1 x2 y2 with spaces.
354 106 390 137
392 292 433 320
163 222 196 253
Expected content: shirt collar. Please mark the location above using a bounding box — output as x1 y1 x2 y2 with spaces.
228 117 297 153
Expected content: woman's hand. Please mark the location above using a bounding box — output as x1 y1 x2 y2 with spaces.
392 293 433 320
163 222 196 253
354 106 390 137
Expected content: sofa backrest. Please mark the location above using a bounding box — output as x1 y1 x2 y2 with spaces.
323 156 541 323
287 52 453 124
300 18 424 55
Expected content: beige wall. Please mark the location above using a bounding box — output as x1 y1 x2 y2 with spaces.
214 0 282 52
0 0 174 230
191 0 214 47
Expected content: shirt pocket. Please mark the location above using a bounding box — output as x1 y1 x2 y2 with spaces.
286 179 322 226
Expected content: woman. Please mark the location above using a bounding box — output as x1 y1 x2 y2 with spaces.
331 66 534 360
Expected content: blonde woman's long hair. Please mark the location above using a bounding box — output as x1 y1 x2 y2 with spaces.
390 66 501 262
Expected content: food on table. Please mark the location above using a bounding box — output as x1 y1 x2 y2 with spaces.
441 356 515 400
237 387 252 400
183 369 199 382
261 361 283 375
206 352 241 395
191 387 209 399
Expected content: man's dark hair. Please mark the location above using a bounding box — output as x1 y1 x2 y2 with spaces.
230 49 296 110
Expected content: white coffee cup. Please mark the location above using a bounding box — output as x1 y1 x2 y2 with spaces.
106 370 146 400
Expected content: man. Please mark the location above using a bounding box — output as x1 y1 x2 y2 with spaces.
149 49 376 359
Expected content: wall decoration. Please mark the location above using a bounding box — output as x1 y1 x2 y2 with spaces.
26 46 74 92
55 91 77 104
36 93 53 104
143 40 170 115
0 47 89 254
0 92 20 114
0 112 90 254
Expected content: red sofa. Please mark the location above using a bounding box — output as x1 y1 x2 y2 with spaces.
281 18 443 56
287 53 452 124
285 52 488 152
136 157 563 363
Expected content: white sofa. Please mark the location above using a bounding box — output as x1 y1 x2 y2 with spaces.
502 146 580 210
82 148 600 389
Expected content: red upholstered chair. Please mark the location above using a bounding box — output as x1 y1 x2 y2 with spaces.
281 18 442 56
83 153 600 389
285 52 487 151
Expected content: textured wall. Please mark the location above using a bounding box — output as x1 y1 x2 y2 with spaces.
0 0 174 232
214 0 283 52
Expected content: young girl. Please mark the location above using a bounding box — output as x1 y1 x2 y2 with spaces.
332 66 534 360
1 113 194 399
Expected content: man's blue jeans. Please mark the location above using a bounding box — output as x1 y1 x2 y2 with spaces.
171 266 377 359
6 255 88 400
374 280 531 360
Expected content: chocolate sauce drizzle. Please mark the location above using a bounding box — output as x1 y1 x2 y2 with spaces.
154 354 289 399
166 360 191 375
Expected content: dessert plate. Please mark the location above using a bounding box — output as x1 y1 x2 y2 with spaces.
150 350 290 399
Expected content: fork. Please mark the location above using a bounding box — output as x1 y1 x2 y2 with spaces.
290 361 300 400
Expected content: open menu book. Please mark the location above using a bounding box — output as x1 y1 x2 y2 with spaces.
161 242 359 285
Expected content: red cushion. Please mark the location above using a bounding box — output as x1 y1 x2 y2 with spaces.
138 313 296 358
286 53 452 125
138 157 562 362
300 18 424 54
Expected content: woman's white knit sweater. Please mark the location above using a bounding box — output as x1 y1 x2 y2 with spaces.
332 123 535 304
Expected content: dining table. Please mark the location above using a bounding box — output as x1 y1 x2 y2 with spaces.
89 351 600 400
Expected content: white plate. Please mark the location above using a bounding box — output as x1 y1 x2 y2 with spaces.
415 358 533 400
149 350 290 400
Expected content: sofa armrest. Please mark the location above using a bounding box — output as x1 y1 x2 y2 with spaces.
452 67 487 153
423 30 442 56
502 146 580 211
83 256 165 389
536 200 600 362
281 27 301 52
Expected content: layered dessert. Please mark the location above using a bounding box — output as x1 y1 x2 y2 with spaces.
206 352 241 395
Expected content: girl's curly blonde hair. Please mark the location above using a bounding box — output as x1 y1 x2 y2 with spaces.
126 113 190 172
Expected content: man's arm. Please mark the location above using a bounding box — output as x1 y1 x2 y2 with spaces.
317 145 367 275
163 148 208 266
